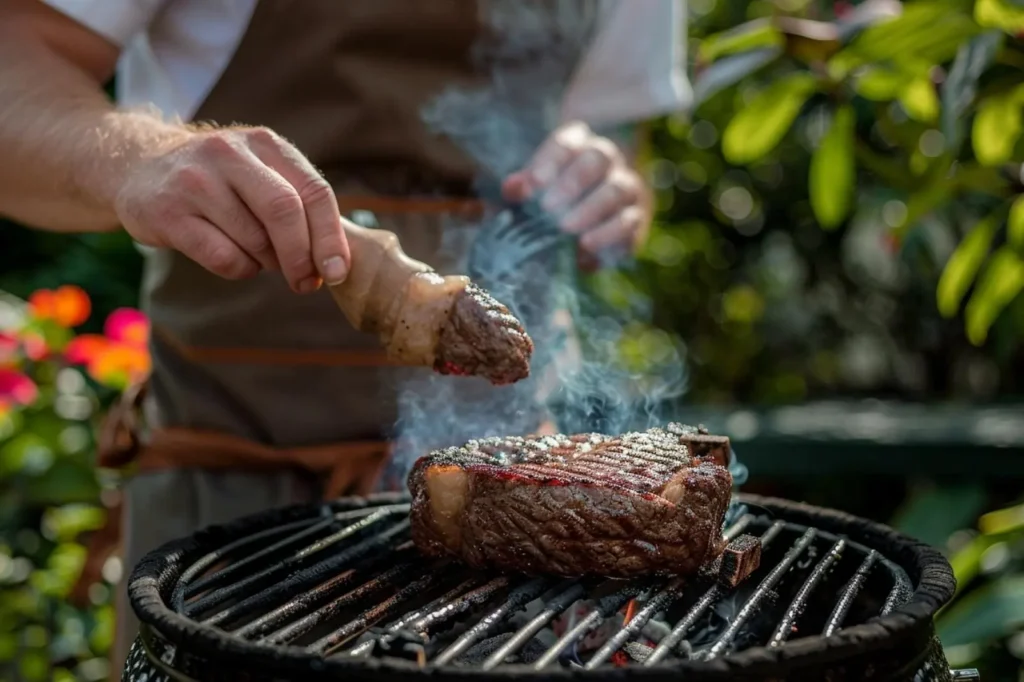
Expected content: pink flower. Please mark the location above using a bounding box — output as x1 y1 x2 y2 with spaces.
0 368 38 408
104 308 149 348
0 332 18 369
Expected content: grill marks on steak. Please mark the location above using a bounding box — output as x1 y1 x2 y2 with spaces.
408 424 734 578
433 283 534 385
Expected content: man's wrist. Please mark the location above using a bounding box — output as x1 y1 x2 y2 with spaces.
79 110 193 220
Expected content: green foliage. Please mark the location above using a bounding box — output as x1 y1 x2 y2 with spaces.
809 104 856 228
722 72 818 164
685 0 1024 352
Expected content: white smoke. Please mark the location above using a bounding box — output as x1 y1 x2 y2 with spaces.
386 0 748 493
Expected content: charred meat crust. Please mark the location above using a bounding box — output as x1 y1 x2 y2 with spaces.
408 424 734 578
433 283 534 386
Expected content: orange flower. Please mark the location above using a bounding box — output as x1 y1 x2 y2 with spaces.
28 285 91 328
104 308 149 348
87 343 151 390
0 368 38 408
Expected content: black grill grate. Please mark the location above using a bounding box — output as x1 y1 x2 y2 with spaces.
155 497 917 670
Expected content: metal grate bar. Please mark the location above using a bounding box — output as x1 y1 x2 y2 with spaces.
263 560 427 646
584 578 687 670
407 576 512 638
309 571 445 655
186 508 401 617
481 581 589 669
768 539 846 647
171 515 323 612
432 578 553 667
232 545 416 640
532 583 645 669
184 507 394 604
698 527 818 660
823 550 878 636
643 520 786 667
343 576 500 659
201 520 409 626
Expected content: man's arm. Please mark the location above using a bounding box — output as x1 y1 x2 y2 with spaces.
0 0 172 232
0 0 351 290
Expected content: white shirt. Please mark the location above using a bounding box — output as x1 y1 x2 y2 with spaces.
42 0 691 127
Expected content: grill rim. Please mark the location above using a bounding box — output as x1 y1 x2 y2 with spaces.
126 492 956 680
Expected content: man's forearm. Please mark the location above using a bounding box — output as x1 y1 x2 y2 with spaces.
0 29 188 233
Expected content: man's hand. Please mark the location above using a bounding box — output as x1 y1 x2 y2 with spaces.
116 126 351 292
501 121 651 269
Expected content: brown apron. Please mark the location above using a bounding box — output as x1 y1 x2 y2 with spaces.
73 0 604 670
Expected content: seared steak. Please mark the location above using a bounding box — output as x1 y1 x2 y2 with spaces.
434 282 534 386
408 424 734 577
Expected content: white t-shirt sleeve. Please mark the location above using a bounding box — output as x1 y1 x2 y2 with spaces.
561 0 692 128
39 0 167 46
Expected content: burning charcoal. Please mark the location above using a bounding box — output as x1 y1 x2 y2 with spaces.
717 534 762 588
623 641 655 664
370 629 427 666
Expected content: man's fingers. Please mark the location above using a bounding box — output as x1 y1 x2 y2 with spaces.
541 142 620 215
578 205 645 256
246 129 350 285
560 170 640 235
170 216 260 280
524 121 591 191
198 176 280 271
196 133 316 293
500 171 533 204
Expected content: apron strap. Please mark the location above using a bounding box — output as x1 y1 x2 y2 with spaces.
75 379 393 608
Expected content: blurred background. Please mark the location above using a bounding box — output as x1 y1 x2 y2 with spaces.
2 0 1024 679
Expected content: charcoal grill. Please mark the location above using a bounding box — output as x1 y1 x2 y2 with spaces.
122 492 976 682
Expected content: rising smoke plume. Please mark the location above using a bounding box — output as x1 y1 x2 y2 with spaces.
386 0 748 497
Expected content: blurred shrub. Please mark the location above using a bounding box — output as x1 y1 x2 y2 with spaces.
618 0 1024 404
0 286 150 681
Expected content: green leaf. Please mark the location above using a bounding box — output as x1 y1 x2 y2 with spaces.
889 482 988 549
979 501 1024 535
899 76 940 122
972 85 1024 166
945 534 996 599
854 67 911 101
1009 195 1024 250
698 19 784 63
941 31 1004 150
938 576 1024 647
975 0 1024 33
838 3 982 69
964 247 1024 344
722 73 818 165
936 213 999 317
809 105 856 229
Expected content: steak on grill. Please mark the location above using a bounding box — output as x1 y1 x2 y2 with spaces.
408 424 734 578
